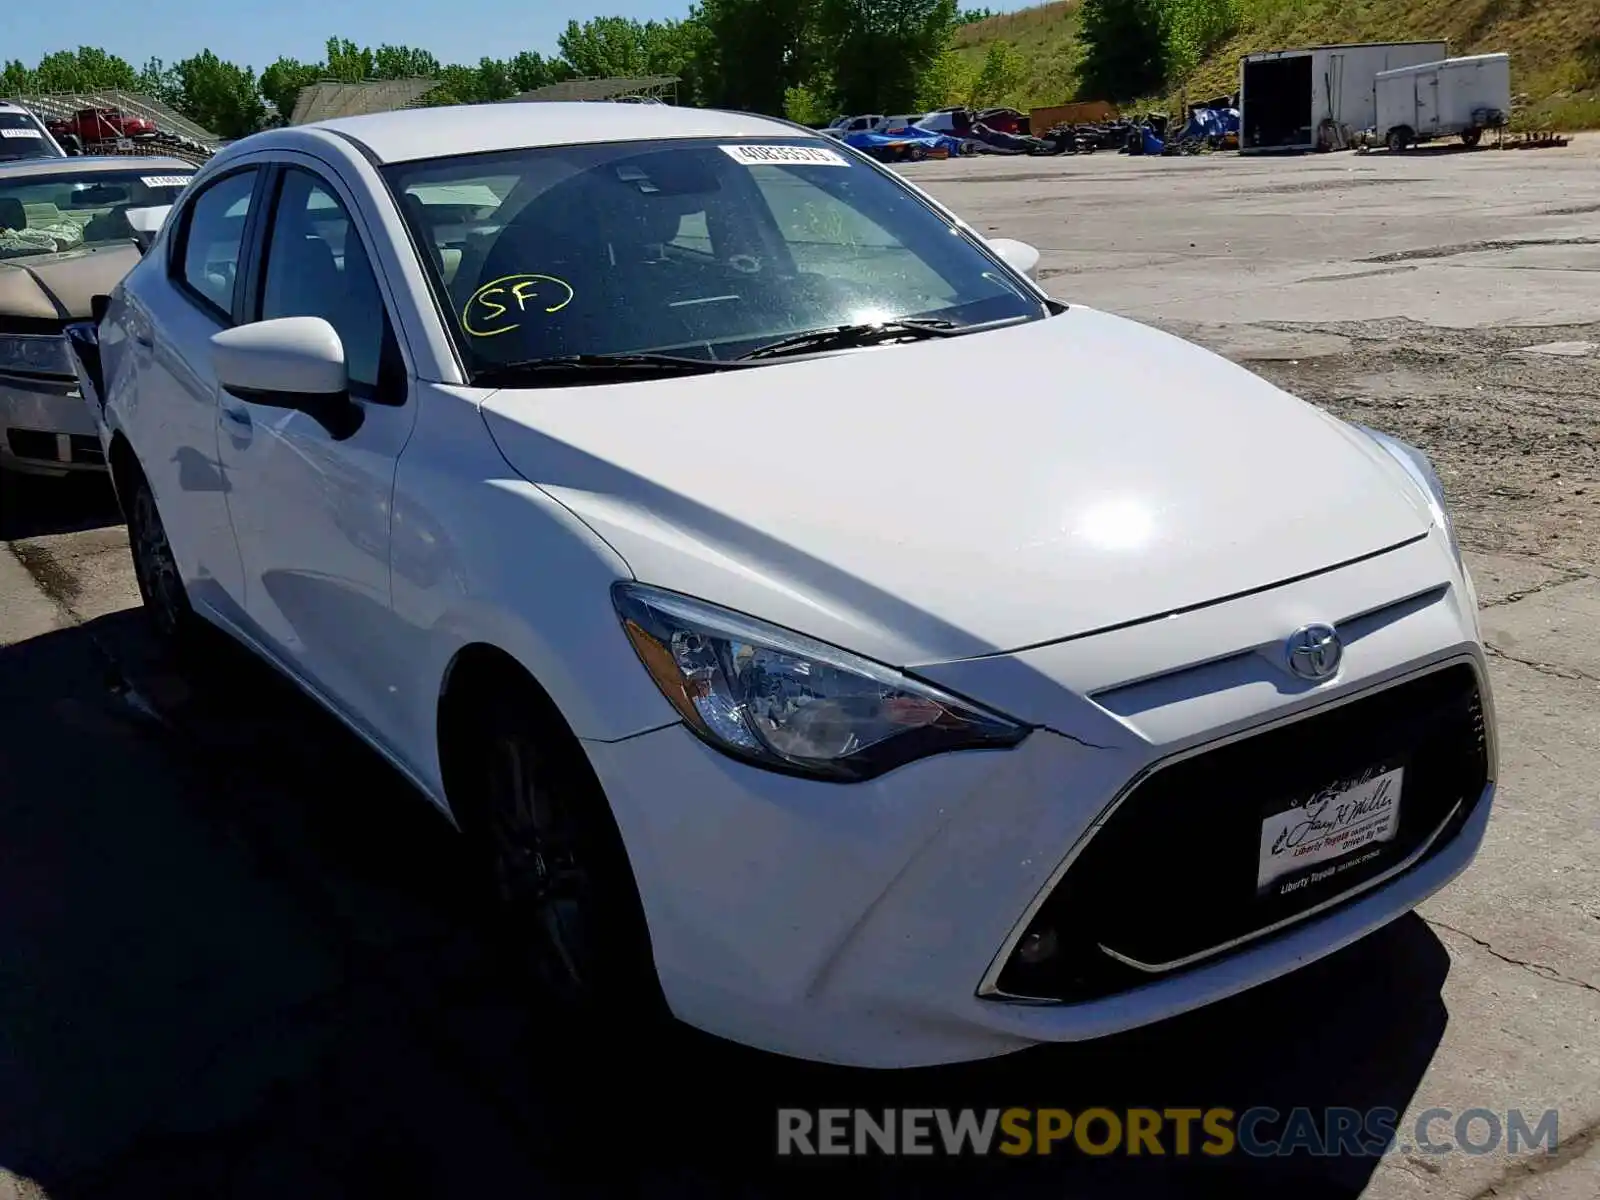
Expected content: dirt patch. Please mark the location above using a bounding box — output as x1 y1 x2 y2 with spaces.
1228 318 1600 570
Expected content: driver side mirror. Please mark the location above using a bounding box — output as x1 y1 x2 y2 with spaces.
988 237 1041 279
211 317 361 438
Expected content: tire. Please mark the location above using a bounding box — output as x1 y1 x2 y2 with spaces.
1386 127 1410 153
1460 127 1482 148
906 143 927 162
124 464 199 648
453 694 665 1027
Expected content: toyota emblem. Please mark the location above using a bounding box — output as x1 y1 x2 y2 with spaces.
1285 623 1342 681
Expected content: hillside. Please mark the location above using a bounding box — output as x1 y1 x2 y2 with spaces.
952 0 1600 128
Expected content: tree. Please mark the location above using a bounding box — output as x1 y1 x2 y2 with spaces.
171 50 266 138
137 57 180 107
324 37 376 82
916 49 973 109
258 57 322 123
1163 0 1238 82
815 0 959 115
373 44 442 80
969 39 1025 106
1076 0 1167 102
696 0 819 115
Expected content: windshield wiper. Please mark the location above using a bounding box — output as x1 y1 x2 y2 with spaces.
738 319 962 362
473 351 741 387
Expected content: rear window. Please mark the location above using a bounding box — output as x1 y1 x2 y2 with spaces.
0 168 193 260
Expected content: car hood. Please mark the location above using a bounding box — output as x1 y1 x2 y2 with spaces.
0 243 139 321
479 307 1431 667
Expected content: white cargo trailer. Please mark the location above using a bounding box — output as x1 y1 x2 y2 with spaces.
1374 53 1512 151
1240 40 1447 153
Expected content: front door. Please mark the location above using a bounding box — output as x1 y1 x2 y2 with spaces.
215 162 417 737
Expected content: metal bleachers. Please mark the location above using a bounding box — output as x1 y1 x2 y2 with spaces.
287 78 440 125
3 89 221 148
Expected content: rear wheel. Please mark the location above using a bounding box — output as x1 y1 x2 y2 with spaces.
1386 127 1411 153
1460 127 1483 148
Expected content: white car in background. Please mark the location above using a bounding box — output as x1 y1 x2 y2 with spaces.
86 103 1495 1068
0 101 68 161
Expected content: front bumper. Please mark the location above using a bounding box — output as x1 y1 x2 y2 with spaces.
0 375 105 474
582 536 1495 1068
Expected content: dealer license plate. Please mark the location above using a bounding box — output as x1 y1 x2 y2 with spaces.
1256 766 1404 897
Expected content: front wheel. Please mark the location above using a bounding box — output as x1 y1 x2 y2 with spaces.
460 701 664 1025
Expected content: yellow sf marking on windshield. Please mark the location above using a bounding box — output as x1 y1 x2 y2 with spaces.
462 273 574 337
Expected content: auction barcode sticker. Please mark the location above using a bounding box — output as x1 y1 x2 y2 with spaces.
141 176 193 188
720 144 848 167
0 128 43 138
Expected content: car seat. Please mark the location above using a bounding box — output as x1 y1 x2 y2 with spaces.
0 198 23 232
83 205 136 243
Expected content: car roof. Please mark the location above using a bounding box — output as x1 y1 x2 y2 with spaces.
0 155 197 180
307 103 812 165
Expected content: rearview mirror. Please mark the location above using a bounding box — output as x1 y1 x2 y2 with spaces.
988 237 1041 279
211 317 357 436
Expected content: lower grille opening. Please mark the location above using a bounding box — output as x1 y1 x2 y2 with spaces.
3 430 101 465
992 663 1489 1003
6 429 60 461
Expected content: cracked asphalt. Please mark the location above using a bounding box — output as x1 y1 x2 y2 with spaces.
2 138 1598 1198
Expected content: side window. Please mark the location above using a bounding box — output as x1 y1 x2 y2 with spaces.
177 169 258 319
259 168 389 392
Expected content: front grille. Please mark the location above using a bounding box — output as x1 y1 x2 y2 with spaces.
993 663 1489 1002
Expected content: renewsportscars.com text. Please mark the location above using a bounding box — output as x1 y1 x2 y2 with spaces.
777 1107 1560 1158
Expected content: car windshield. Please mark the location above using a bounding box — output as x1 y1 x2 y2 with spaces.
0 166 192 260
0 113 60 162
384 136 1045 379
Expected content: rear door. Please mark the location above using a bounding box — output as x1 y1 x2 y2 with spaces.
114 164 264 624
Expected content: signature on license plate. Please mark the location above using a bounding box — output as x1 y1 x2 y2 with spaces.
1257 766 1403 895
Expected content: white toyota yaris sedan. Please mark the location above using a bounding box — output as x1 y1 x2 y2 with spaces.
84 103 1496 1068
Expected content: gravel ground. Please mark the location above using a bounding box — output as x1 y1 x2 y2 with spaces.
1249 317 1600 569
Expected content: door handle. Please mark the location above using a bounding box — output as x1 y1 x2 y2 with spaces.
221 403 252 431
134 333 153 348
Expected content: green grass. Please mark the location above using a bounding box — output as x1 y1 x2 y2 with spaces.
953 0 1600 127
952 2 1083 109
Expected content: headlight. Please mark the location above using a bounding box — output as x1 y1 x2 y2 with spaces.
1357 425 1462 565
613 583 1028 781
0 333 75 379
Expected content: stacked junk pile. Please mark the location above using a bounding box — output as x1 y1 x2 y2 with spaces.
968 99 1241 157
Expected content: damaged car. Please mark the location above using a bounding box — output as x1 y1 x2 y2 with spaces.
0 155 192 474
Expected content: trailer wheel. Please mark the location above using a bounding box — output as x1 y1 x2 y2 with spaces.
1386 127 1412 153
1460 127 1483 148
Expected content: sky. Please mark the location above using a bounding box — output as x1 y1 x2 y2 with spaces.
9 0 714 73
